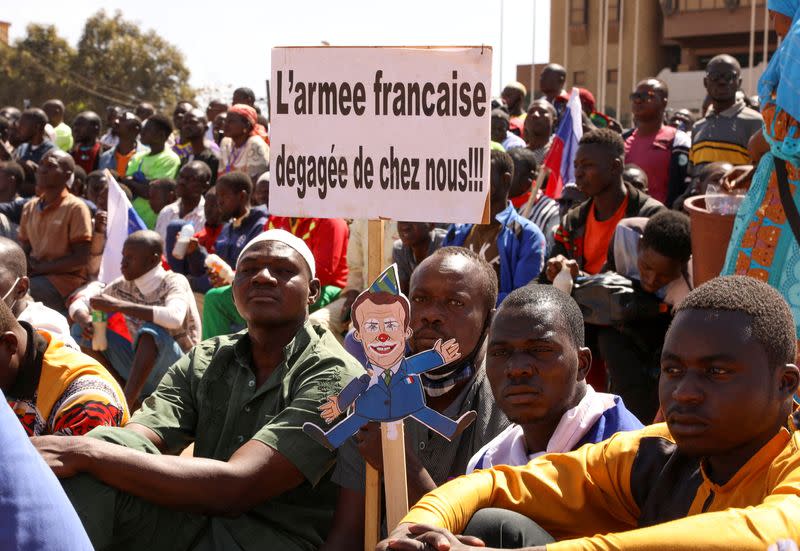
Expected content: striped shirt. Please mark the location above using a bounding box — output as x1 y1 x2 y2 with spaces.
690 100 763 169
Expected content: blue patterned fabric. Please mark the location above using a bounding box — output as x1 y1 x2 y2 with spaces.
760 1 800 122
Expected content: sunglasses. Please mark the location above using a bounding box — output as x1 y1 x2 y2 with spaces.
629 91 657 102
705 72 738 83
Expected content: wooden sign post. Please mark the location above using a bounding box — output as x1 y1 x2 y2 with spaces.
364 219 392 550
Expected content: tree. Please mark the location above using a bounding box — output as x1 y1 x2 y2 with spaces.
73 10 195 112
0 24 76 111
0 10 195 119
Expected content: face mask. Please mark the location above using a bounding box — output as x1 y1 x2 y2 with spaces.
1 277 20 310
419 310 492 398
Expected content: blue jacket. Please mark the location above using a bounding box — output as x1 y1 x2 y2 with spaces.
186 205 270 281
337 350 444 421
444 203 545 304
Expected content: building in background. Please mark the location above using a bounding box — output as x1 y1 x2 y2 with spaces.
518 0 777 127
0 21 10 45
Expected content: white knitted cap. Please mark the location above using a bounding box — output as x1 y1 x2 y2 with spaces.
236 229 316 277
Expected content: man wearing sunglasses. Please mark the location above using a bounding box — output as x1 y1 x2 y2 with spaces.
689 54 763 174
623 79 691 208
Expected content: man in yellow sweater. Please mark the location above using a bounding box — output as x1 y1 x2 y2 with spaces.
379 275 800 550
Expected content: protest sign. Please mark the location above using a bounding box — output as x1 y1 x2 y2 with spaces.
269 46 492 223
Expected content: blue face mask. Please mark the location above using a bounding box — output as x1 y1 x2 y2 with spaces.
1 277 20 310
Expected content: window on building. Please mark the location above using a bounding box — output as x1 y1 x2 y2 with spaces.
607 69 619 83
570 0 588 25
573 71 587 86
608 0 620 22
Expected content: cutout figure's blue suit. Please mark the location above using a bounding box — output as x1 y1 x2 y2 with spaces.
319 349 460 448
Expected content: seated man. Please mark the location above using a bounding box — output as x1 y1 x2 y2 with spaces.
379 276 800 550
0 160 27 239
466 285 642 473
146 178 177 231
183 172 269 338
491 108 526 151
42 98 74 152
165 184 224 292
593 210 693 423
0 237 77 348
178 108 220 182
444 150 545 304
13 108 56 186
18 150 92 315
69 111 102 174
322 248 510 551
546 129 664 281
97 112 146 179
155 160 210 242
84 170 110 280
393 221 446 294
124 114 181 229
622 164 649 193
0 392 92 550
267 215 350 309
69 230 201 406
0 299 128 436
33 230 363 551
510 148 560 260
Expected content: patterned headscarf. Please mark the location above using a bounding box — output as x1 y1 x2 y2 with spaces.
228 104 268 140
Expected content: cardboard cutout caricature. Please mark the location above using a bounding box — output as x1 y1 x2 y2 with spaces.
303 264 477 450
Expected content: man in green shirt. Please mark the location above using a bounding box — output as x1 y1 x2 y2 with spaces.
42 99 73 152
31 229 364 551
125 114 181 229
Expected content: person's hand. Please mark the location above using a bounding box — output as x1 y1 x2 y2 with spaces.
23 160 38 180
355 421 384 471
720 165 755 193
74 309 94 340
318 396 342 424
94 211 108 234
340 289 360 320
208 269 226 288
31 435 89 478
545 255 579 282
377 523 487 550
433 338 461 364
89 293 122 313
186 237 199 255
28 257 42 275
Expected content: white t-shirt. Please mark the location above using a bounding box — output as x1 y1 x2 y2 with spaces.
19 300 79 349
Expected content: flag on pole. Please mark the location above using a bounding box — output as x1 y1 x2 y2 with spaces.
542 88 584 199
98 170 147 284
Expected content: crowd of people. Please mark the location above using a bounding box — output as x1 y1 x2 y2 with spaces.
3 1 800 549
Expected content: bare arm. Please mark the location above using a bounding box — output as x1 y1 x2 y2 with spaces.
30 242 91 275
319 487 366 551
33 435 305 517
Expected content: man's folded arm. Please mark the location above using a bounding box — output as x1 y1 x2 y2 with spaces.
547 497 800 551
401 430 643 540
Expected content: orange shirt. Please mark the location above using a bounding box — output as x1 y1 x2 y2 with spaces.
115 149 137 178
583 195 629 274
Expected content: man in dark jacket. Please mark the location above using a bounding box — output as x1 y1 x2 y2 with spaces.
546 129 664 282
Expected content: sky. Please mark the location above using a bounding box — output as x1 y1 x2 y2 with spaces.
3 0 550 107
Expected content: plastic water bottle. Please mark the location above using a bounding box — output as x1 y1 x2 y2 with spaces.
205 254 235 285
705 183 745 215
553 264 574 295
91 310 108 351
172 224 195 260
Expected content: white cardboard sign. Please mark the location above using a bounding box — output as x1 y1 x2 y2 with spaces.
269 46 492 224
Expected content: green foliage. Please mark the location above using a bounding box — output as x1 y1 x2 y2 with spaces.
0 10 195 121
